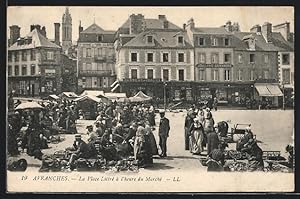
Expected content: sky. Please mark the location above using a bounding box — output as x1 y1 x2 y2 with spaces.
7 6 294 42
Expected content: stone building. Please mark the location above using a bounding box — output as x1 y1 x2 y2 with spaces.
77 22 116 93
186 19 237 104
8 26 62 97
114 14 195 101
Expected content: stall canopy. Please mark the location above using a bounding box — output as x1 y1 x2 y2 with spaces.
49 94 59 100
60 92 79 99
74 95 102 103
80 90 105 97
129 91 152 102
15 101 44 110
105 92 129 103
254 83 283 97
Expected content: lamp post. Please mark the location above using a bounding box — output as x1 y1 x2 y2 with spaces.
164 81 167 111
282 83 285 110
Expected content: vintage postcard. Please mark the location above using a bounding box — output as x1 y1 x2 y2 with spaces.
6 6 294 192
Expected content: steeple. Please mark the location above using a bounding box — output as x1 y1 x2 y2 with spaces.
62 6 72 54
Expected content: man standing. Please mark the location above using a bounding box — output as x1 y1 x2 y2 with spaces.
158 111 170 157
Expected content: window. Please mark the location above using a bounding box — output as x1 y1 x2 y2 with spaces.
163 69 169 81
264 54 269 63
147 69 154 79
21 65 27 76
178 36 184 44
224 53 231 63
15 65 19 76
22 51 27 61
282 68 291 84
47 51 54 60
31 64 35 75
97 35 103 42
178 69 184 81
212 38 218 46
199 37 204 46
238 70 242 81
224 69 230 81
250 54 255 63
212 69 219 81
8 65 12 76
198 53 206 64
86 63 92 71
86 48 91 57
199 69 205 81
15 52 19 61
131 52 137 62
97 48 102 57
8 52 12 62
238 54 243 63
178 53 184 62
282 54 290 65
86 77 92 88
263 70 269 79
250 70 255 81
211 53 219 64
31 50 36 61
147 53 154 62
83 48 86 58
131 69 138 79
224 38 230 46
147 36 153 44
162 53 169 62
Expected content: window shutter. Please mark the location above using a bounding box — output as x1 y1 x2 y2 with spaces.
83 48 86 58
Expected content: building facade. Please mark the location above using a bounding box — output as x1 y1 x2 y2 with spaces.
77 23 116 93
186 19 238 104
115 14 196 101
8 26 62 97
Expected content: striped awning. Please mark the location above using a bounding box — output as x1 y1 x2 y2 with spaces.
255 84 283 97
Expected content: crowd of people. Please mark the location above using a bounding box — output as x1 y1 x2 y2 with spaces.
184 106 265 171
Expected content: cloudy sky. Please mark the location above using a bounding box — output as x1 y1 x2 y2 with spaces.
7 6 294 42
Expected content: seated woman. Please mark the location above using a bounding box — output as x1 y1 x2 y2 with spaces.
134 126 153 167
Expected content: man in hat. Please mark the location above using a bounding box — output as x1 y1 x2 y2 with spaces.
158 111 170 157
67 134 93 169
184 110 195 150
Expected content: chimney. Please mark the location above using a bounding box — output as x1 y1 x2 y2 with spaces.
79 20 83 33
129 14 145 34
225 21 233 32
54 23 60 46
262 22 272 43
186 18 195 30
158 15 166 21
273 22 290 42
41 26 47 38
250 24 261 33
9 25 21 46
183 23 186 30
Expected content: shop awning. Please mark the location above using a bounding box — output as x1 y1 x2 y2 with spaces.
255 84 283 97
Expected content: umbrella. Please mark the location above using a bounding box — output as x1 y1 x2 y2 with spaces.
15 101 44 110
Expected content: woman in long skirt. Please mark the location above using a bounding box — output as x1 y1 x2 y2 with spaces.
189 118 205 154
145 120 158 156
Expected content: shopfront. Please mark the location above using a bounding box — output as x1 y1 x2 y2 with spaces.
8 76 41 97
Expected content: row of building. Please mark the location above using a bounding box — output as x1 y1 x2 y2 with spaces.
7 8 294 107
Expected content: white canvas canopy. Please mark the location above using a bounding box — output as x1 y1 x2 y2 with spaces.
60 92 79 99
129 91 152 102
74 95 102 103
80 90 105 97
15 101 44 110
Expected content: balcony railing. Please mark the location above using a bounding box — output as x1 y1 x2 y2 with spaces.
123 78 162 82
79 70 113 75
94 55 116 62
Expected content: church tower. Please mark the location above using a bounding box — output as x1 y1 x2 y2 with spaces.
62 7 72 53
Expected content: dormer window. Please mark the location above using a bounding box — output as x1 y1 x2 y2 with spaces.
212 38 218 46
224 38 230 46
97 35 103 42
147 35 153 44
178 36 184 44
